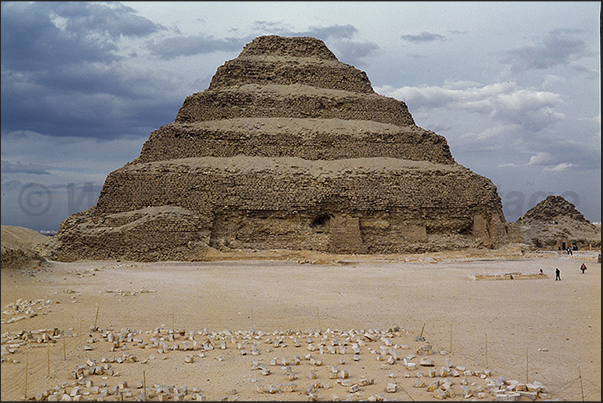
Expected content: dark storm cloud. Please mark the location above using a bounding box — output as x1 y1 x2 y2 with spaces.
1 2 176 139
298 24 359 40
1 161 51 175
147 35 246 59
51 2 164 38
250 22 359 41
328 40 380 67
1 179 25 192
501 29 587 73
400 32 446 43
1 2 165 72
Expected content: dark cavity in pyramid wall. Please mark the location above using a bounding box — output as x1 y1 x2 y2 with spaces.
45 36 522 262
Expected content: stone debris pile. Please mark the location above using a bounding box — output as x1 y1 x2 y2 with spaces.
1 324 554 401
1 298 52 324
101 289 157 296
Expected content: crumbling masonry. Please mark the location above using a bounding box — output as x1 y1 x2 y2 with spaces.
45 35 521 261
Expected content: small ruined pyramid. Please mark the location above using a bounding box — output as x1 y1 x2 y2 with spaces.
516 195 601 249
44 35 521 262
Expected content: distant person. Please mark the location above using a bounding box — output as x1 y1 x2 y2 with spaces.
539 268 544 275
555 267 561 281
580 263 587 274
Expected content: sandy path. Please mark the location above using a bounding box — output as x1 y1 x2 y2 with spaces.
1 253 600 401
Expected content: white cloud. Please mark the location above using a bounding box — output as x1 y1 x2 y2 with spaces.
376 81 565 132
543 163 573 172
526 152 554 166
496 162 520 168
458 124 520 145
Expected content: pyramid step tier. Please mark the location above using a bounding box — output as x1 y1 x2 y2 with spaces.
137 118 453 164
209 57 374 93
175 84 415 127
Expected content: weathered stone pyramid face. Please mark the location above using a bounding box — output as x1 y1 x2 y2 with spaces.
45 35 521 262
516 195 600 249
518 195 590 223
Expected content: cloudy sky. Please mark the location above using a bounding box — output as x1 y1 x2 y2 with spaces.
1 1 600 232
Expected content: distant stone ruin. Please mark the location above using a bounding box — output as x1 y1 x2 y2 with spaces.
43 35 521 262
516 195 600 250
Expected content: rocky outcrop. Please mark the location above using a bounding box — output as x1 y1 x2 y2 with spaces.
43 35 521 262
1 226 48 269
516 195 600 249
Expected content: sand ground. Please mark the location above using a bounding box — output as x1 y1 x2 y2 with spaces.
1 250 600 401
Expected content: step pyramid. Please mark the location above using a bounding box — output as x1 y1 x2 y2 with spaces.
45 35 521 261
516 195 600 249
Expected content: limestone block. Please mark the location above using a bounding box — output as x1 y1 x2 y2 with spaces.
445 387 456 397
432 388 446 400
386 383 397 393
526 383 541 392
280 383 297 393
358 378 374 386
413 380 426 388
426 381 440 392
518 391 538 401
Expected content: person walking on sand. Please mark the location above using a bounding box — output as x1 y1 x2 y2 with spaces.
555 267 561 281
580 263 587 274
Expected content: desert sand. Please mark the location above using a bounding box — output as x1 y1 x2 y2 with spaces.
1 248 600 401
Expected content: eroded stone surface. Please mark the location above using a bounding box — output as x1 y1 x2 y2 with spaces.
41 35 521 262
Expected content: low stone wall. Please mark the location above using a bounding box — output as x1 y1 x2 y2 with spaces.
468 272 549 281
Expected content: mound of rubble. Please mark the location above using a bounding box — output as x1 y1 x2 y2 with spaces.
42 35 521 262
516 195 601 250
1 225 48 269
